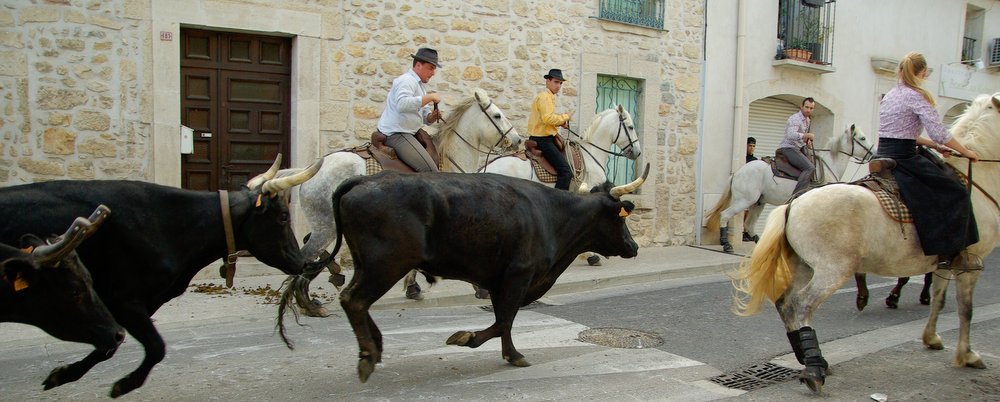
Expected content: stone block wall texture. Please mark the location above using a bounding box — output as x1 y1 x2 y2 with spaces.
0 0 704 246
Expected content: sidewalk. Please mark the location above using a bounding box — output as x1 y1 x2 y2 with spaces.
193 244 746 311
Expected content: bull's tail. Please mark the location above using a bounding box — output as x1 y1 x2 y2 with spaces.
705 180 733 233
276 174 365 349
731 204 793 316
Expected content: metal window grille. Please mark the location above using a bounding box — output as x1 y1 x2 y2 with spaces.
962 37 977 65
596 75 642 187
776 0 836 65
598 0 665 30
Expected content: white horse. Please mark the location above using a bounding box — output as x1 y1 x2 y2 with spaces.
483 105 642 266
706 124 874 252
732 93 1000 394
286 88 521 314
483 104 642 190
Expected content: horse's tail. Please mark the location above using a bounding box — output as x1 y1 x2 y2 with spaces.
705 180 733 233
731 204 793 316
276 174 363 349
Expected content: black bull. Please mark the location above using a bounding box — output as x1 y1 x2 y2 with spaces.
278 165 649 383
0 156 320 398
1 205 123 352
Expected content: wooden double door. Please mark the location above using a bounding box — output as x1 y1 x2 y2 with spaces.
180 28 292 191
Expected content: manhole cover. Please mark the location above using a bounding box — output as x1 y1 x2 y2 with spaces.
577 327 664 349
479 300 548 312
709 362 799 391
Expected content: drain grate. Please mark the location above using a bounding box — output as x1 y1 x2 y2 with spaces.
709 362 799 391
577 327 664 349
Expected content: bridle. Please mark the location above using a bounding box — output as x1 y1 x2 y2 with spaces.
438 100 517 173
812 128 875 182
564 110 640 174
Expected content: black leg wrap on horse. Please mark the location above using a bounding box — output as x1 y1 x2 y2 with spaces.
787 329 804 365
798 327 828 370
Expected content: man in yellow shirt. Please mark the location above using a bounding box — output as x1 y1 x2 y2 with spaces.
528 69 575 190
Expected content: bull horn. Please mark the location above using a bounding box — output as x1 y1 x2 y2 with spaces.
32 217 93 265
609 163 650 199
261 157 323 195
247 154 283 190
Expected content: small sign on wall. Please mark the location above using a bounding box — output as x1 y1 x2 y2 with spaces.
160 31 173 41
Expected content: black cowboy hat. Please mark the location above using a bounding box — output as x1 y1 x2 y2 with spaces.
410 48 441 67
544 68 566 82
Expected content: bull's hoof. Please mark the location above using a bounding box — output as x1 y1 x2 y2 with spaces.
855 295 868 311
506 357 531 367
474 288 490 299
722 242 734 253
357 358 375 383
42 366 71 390
586 255 602 266
405 284 423 300
110 375 142 398
328 273 346 288
446 331 475 347
799 366 825 393
218 264 226 279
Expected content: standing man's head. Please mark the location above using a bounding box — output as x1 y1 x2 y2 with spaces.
800 97 816 118
410 48 441 83
544 69 566 95
747 137 756 155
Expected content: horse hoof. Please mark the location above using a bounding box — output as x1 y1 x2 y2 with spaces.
926 342 944 351
885 293 900 309
302 306 330 318
967 359 987 369
586 255 602 266
799 375 824 393
856 296 868 311
329 273 346 288
357 359 376 383
507 357 531 367
474 288 490 299
920 296 930 305
722 243 734 253
446 331 475 347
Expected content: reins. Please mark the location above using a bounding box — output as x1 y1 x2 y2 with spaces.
562 110 639 176
437 100 517 173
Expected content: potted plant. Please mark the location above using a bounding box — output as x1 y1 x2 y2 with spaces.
783 38 812 61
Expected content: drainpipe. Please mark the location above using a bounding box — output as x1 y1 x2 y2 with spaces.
732 0 748 174
694 0 708 245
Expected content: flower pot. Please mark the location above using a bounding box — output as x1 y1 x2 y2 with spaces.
783 48 812 62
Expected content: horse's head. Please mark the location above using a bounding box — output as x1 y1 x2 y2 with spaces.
466 88 521 151
838 124 874 163
951 92 1000 159
586 104 642 160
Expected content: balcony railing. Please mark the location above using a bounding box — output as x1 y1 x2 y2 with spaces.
598 0 665 30
776 0 836 65
962 36 977 65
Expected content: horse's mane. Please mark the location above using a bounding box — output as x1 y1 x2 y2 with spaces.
952 93 1000 159
581 107 633 141
435 91 480 161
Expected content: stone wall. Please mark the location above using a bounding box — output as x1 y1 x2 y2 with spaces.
0 1 149 184
0 0 705 246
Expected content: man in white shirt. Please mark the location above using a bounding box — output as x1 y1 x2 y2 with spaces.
778 97 816 195
377 48 443 172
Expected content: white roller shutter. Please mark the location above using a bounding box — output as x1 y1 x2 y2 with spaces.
747 98 800 235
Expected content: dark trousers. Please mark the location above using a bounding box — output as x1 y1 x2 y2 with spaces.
878 138 977 256
530 135 572 190
780 146 814 194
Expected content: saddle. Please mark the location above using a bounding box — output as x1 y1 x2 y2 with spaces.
518 138 584 183
762 148 820 184
853 160 912 223
357 130 441 174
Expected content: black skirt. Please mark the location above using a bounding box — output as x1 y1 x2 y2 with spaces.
877 138 977 256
